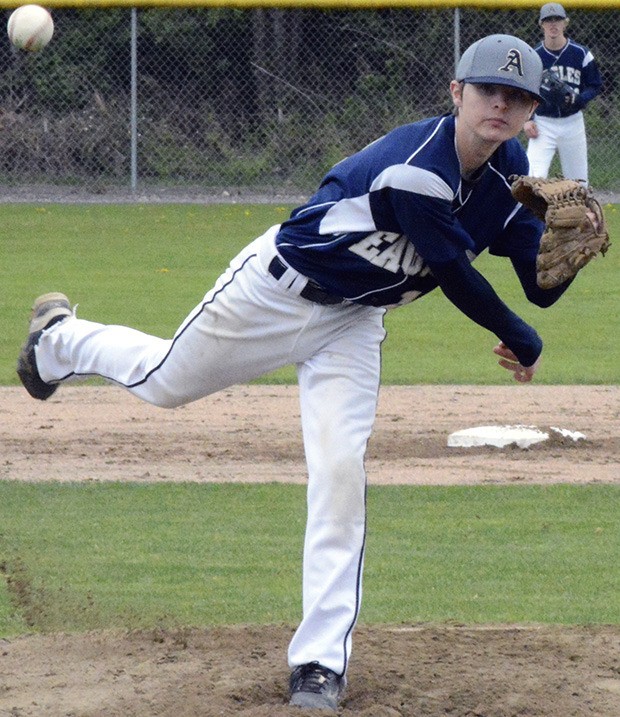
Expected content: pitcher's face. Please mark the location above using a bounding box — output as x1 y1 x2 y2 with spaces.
452 81 538 144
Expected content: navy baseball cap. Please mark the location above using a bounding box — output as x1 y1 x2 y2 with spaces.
539 3 567 21
456 34 543 100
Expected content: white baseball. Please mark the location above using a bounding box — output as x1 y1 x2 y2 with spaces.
7 4 54 52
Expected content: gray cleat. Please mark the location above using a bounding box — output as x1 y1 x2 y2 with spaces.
289 661 345 712
17 292 72 400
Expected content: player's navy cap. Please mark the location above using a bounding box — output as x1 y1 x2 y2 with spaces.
456 34 543 100
539 3 567 21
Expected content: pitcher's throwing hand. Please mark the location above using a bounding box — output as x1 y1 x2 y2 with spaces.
494 342 541 383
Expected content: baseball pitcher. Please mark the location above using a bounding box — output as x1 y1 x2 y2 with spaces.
17 34 605 712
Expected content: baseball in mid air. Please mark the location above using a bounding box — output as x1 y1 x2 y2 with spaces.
7 4 54 52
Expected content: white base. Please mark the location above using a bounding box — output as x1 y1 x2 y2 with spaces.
447 425 586 449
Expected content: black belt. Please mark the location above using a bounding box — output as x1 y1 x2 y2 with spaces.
268 255 344 305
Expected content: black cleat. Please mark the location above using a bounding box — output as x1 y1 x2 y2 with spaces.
289 661 344 712
17 292 72 400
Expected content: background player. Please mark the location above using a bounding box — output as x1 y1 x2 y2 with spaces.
524 2 602 183
17 35 578 712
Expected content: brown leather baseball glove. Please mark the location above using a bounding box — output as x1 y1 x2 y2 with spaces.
510 175 611 289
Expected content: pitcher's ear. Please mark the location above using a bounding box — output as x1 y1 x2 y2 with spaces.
450 80 464 107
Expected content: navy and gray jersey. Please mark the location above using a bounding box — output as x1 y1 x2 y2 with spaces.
534 39 602 118
275 113 565 366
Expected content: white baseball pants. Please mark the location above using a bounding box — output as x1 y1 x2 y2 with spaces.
526 112 589 184
35 225 387 676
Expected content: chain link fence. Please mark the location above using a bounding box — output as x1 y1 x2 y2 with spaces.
1 6 619 199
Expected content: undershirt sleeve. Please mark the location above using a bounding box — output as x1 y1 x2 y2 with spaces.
427 253 543 367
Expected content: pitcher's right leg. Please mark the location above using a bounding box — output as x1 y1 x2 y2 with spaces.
18 235 317 408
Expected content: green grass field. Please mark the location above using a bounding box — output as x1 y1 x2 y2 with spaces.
1 202 619 385
0 482 618 637
1 202 618 638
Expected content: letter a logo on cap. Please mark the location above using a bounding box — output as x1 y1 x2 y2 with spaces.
499 49 524 77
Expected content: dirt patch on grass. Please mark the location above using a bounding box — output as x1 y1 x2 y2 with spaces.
2 384 618 485
1 624 619 716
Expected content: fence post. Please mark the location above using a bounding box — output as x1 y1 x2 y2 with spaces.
454 7 461 77
130 7 138 192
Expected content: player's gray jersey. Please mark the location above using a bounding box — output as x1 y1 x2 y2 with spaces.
276 113 541 308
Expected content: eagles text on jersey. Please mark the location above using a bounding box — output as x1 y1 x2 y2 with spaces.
534 39 602 118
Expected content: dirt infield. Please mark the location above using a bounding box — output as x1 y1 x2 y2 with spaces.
3 384 619 485
1 384 619 716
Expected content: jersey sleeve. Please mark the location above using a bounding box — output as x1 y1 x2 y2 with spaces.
382 156 544 366
576 51 603 109
428 252 543 367
376 170 543 367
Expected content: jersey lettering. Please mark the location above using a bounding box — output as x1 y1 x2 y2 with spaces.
348 232 431 277
553 64 581 86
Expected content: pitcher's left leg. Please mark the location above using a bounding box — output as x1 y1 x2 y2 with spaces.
557 113 588 184
288 305 385 678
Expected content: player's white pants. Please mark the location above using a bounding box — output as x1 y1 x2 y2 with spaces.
526 112 589 184
35 225 386 677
